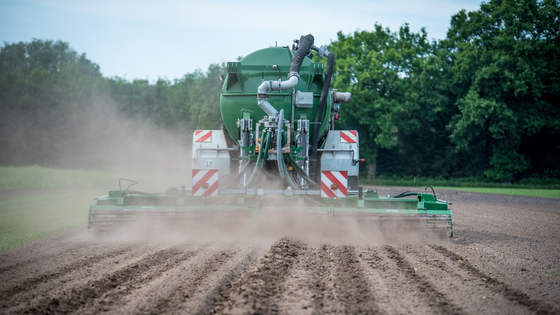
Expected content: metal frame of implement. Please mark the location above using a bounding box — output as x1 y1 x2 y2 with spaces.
88 188 454 237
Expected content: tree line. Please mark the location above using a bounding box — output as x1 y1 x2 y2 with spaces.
0 40 223 170
0 0 558 181
329 0 559 181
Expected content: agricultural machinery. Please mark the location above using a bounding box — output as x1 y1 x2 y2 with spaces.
88 34 453 238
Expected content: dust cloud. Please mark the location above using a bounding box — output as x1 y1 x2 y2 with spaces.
91 172 450 247
68 96 190 173
0 89 191 174
38 98 447 247
89 211 449 248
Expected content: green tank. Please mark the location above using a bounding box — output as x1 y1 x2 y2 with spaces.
220 46 331 145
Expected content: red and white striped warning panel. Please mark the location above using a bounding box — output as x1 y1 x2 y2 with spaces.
194 130 212 143
321 171 348 198
192 169 219 196
340 131 357 143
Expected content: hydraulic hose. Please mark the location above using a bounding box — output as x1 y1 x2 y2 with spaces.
287 153 319 187
309 51 335 181
277 109 285 178
390 191 420 198
253 132 271 184
289 34 314 78
243 131 268 189
280 153 299 188
275 109 299 188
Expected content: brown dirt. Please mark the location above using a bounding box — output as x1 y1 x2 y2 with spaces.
1 187 559 314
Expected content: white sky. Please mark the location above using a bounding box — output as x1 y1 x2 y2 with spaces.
1 0 482 81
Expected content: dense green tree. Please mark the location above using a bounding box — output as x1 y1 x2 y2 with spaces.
186 63 224 130
2 0 559 182
329 24 454 179
0 39 226 168
104 63 225 133
444 0 560 181
0 39 104 166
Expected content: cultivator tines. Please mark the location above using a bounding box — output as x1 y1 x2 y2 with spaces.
88 187 453 237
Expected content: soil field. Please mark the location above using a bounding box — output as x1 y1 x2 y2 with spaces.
1 187 559 314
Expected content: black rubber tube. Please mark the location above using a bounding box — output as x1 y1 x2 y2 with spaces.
309 51 335 181
243 131 268 189
390 191 419 198
280 153 299 188
277 109 285 178
253 132 271 184
287 153 319 187
289 35 314 77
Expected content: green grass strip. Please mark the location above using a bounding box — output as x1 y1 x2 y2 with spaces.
435 187 560 199
0 166 189 191
0 167 191 252
0 166 116 190
0 189 107 253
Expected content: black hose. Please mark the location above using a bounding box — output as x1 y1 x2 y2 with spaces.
390 191 419 198
289 34 314 78
243 131 267 189
309 51 335 181
277 109 285 178
280 152 299 188
253 132 271 184
287 153 319 187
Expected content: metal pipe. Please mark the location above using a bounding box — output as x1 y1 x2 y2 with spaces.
257 99 279 117
257 74 299 117
234 160 254 180
256 34 314 117
277 109 285 178
257 76 299 94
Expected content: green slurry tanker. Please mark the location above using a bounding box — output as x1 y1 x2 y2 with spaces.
88 34 453 238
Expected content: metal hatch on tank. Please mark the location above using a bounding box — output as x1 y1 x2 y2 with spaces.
87 34 453 239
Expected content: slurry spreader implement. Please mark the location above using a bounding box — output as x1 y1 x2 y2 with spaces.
88 34 453 238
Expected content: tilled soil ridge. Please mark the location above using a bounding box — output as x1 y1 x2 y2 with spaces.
1 189 559 314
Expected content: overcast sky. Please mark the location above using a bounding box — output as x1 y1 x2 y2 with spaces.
1 0 482 82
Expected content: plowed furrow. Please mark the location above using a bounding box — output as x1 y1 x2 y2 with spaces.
109 243 257 315
274 245 330 314
77 246 204 315
359 247 434 314
0 245 136 301
334 246 382 314
308 245 342 315
357 246 424 314
150 247 239 314
173 245 260 314
432 245 555 315
10 247 188 314
213 238 304 314
0 240 94 274
384 246 464 314
402 245 525 314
